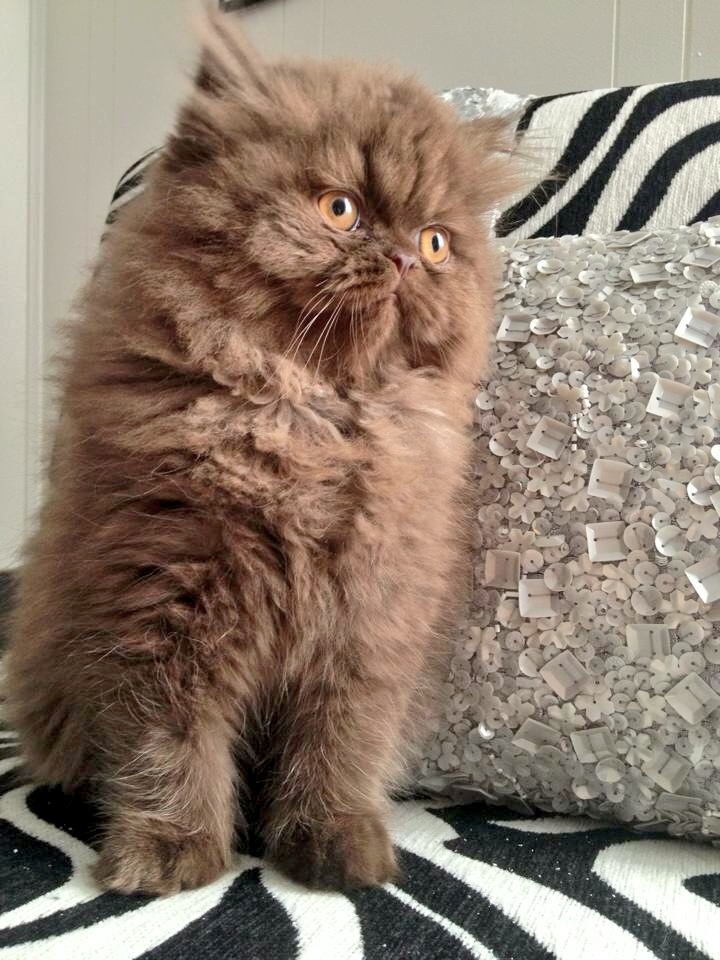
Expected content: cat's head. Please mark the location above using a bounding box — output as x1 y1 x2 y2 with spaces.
144 12 521 386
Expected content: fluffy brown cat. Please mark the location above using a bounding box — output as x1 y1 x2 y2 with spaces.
6 13 519 894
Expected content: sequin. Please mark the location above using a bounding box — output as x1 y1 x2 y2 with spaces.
596 758 626 783
631 585 663 616
422 220 720 843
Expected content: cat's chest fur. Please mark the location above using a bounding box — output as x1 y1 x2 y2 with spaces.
188 373 469 552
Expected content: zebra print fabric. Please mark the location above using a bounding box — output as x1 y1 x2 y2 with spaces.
497 79 720 240
107 79 720 242
3 722 720 960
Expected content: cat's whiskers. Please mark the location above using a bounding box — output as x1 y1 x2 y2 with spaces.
315 292 348 377
348 293 359 361
304 299 340 376
287 294 336 362
282 287 335 363
287 288 331 351
297 284 332 324
304 292 346 377
358 296 368 357
340 291 367 372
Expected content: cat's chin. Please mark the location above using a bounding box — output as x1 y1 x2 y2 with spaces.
368 290 399 312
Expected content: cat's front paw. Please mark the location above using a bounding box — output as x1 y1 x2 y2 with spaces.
94 823 231 896
267 812 399 890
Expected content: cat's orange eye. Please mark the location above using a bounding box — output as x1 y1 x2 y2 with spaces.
317 191 360 231
419 226 450 265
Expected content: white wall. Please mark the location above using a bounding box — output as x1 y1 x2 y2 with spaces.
0 2 31 569
5 0 720 566
40 0 720 364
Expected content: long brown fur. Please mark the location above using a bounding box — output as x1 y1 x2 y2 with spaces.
5 11 521 894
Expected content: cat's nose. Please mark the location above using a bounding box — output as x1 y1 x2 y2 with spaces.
389 251 417 279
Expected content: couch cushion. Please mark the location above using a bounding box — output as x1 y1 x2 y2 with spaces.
419 218 720 843
495 79 720 239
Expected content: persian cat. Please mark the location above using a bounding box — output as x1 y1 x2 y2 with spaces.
6 12 519 894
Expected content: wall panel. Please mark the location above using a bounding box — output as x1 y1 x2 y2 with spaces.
686 0 720 81
17 0 720 562
614 0 685 87
0 1 31 567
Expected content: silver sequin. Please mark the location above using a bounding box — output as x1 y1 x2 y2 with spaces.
420 220 720 842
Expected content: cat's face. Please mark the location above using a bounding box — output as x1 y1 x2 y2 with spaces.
155 14 518 383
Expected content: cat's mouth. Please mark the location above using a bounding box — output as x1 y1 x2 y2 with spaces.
345 280 400 306
380 291 402 314
328 263 400 302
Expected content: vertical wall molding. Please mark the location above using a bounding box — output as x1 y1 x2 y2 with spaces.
610 0 620 86
614 0 686 87
0 0 33 567
25 0 47 535
682 0 692 78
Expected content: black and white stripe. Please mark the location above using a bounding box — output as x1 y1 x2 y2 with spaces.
105 149 162 226
498 78 720 239
2 722 720 960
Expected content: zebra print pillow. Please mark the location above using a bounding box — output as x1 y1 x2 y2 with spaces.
494 79 720 240
107 79 720 241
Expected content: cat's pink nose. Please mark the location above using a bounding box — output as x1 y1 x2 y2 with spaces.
389 251 416 279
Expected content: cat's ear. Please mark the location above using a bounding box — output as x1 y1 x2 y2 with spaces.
461 111 522 159
461 111 532 207
165 9 268 171
192 6 268 98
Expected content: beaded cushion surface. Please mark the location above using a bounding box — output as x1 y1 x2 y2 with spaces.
419 218 720 843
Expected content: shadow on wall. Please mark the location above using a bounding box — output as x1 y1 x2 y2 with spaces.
220 0 276 10
0 573 16 649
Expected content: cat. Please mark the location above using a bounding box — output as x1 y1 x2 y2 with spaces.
6 11 520 894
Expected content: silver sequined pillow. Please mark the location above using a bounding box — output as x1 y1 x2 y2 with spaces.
420 219 720 842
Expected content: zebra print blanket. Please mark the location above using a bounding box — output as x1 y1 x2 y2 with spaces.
2 732 720 960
